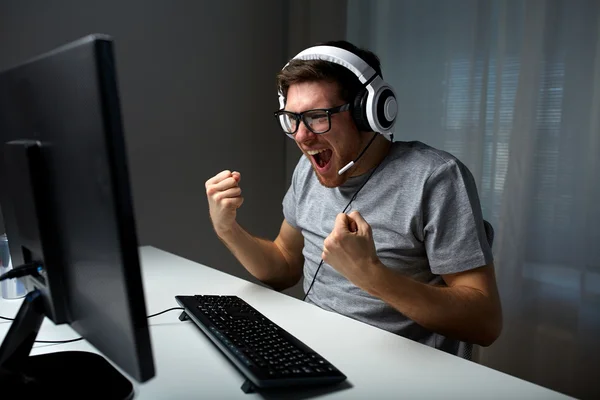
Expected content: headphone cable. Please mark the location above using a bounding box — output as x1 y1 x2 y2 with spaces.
303 132 384 301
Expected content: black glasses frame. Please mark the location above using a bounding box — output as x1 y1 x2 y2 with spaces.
274 103 351 135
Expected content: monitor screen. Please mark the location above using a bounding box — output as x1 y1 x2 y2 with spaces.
0 34 155 397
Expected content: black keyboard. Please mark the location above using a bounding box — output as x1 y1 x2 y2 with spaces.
174 295 347 392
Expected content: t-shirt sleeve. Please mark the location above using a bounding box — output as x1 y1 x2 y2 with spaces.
422 159 493 275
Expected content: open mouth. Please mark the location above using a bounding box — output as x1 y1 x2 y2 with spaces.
307 149 333 171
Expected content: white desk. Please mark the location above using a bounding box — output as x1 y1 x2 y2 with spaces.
0 246 572 399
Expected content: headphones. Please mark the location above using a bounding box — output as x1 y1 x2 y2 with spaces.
278 45 398 141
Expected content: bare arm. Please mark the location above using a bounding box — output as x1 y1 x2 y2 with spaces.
366 262 503 346
205 170 304 290
218 220 304 291
323 211 502 347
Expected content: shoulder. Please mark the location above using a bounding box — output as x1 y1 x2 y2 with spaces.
388 140 461 169
381 141 469 185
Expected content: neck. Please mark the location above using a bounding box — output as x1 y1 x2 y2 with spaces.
349 134 392 177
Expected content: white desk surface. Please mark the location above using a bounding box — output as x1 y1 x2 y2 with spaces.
0 246 572 399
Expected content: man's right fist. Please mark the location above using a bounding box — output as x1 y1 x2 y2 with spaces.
205 170 244 237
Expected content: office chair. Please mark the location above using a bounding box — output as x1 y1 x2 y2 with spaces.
483 219 495 248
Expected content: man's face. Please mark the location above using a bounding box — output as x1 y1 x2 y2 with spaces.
285 80 365 188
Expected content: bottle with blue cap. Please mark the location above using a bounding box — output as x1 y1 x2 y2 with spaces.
0 233 27 299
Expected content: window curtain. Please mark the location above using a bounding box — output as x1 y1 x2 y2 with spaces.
347 1 600 398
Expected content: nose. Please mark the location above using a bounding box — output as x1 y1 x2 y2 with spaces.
294 120 317 143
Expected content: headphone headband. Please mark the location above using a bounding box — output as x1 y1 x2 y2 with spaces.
283 45 378 85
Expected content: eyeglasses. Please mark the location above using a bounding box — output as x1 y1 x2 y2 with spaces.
274 103 350 135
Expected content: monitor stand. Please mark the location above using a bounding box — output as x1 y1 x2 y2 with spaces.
0 290 135 399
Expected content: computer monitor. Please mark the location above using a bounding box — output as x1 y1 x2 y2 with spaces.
0 34 155 397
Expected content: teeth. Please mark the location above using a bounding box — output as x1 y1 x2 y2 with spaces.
307 149 327 156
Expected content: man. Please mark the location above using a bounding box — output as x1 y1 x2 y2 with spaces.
205 40 502 358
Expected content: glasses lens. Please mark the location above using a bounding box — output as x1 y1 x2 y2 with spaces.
304 110 330 134
277 112 298 134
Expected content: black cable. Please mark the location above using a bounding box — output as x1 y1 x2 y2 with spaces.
303 132 385 301
35 337 84 344
352 130 379 166
0 306 184 344
146 307 183 319
0 262 42 281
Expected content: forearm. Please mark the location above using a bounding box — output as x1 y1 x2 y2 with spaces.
218 223 299 290
367 263 502 346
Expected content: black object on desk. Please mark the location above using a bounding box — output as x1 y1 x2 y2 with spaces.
0 34 155 398
176 294 347 394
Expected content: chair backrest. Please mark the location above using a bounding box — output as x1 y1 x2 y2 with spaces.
483 220 494 248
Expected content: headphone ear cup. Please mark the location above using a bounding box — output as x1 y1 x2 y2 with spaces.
351 89 372 132
374 87 397 131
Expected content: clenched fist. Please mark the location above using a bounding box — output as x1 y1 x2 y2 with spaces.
322 211 383 291
205 170 244 238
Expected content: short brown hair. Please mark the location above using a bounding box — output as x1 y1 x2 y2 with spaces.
276 40 382 108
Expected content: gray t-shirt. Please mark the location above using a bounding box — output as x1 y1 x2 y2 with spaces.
282 140 493 358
